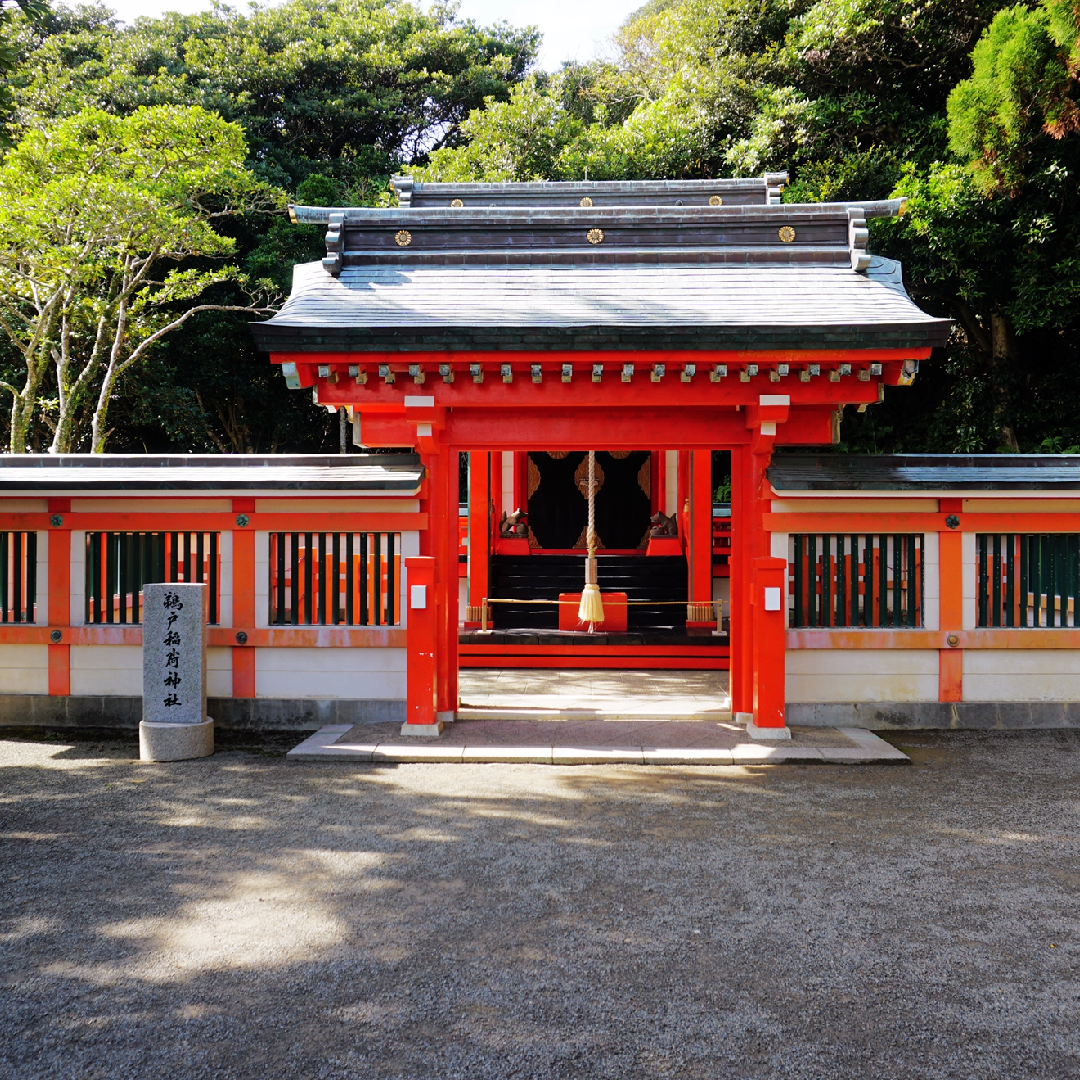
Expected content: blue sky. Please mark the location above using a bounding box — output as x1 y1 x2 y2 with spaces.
103 0 644 70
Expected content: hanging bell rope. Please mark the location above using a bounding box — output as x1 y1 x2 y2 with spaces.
577 450 605 630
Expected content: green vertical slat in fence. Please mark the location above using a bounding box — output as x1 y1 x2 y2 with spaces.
274 534 285 623
793 536 804 628
1019 534 1029 626
1048 534 1058 627
25 532 36 624
833 535 842 630
209 532 218 624
977 535 987 627
991 533 1001 628
0 532 7 623
387 533 397 624
850 535 860 626
12 532 23 623
331 532 340 625
807 535 817 627
105 533 116 624
316 532 327 625
290 533 299 625
1005 535 1015 628
863 536 872 627
907 535 917 627
373 533 383 626
877 536 887 628
303 533 314 625
345 533 355 625
360 534 369 626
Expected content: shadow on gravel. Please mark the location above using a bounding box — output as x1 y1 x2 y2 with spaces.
0 729 1078 1079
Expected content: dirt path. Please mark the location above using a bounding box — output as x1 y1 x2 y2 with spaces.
1 729 1078 1079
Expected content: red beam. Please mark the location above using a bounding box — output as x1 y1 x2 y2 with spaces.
318 374 884 409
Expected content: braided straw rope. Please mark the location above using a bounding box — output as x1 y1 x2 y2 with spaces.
577 450 605 629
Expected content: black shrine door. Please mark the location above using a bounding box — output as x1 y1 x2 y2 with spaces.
527 451 652 550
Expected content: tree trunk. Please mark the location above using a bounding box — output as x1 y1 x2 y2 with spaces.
991 312 1019 452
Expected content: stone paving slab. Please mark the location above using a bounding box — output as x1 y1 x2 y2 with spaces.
286 721 909 766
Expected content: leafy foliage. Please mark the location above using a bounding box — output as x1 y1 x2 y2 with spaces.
0 104 280 452
2 0 537 452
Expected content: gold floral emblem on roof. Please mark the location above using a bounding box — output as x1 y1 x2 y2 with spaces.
709 195 723 206
586 228 604 245
450 198 464 207
778 226 796 243
395 230 412 247
580 196 593 207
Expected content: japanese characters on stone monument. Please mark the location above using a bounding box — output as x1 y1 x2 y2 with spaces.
139 582 213 760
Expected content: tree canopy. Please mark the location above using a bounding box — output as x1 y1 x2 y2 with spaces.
0 0 538 452
0 104 278 452
419 0 1080 455
2 0 1078 454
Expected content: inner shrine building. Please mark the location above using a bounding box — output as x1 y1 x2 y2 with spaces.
251 173 950 736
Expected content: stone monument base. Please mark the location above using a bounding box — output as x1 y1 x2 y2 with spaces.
139 718 214 762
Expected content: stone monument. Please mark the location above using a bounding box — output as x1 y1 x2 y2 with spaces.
139 582 214 761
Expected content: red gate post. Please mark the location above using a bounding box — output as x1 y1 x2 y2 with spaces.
687 450 716 628
466 451 490 627
403 555 441 735
750 555 790 738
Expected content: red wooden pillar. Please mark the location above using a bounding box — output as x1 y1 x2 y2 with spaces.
751 556 788 732
687 450 715 626
490 449 502 547
938 499 964 702
421 447 454 723
231 498 256 698
403 555 440 734
442 443 460 718
47 499 71 696
731 445 772 718
467 451 490 624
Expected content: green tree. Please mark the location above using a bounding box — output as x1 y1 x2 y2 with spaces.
0 105 280 452
4 0 538 452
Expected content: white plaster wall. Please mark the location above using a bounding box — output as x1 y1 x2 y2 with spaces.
0 499 46 512
253 498 420 513
665 451 678 516
963 650 1080 701
70 499 231 513
962 532 977 630
254 531 270 629
0 644 48 694
770 498 939 514
33 531 47 625
70 531 85 626
771 532 789 626
254 647 406 699
217 530 233 627
502 451 515 512
786 648 939 702
68 644 229 697
921 532 939 631
70 645 141 695
207 647 231 697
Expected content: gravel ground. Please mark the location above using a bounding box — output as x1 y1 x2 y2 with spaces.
1 727 1078 1079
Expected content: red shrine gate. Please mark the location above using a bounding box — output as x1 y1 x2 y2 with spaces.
253 175 948 735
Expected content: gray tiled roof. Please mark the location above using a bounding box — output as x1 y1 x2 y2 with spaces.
252 256 950 353
769 455 1080 491
263 180 948 354
392 173 789 208
0 454 422 491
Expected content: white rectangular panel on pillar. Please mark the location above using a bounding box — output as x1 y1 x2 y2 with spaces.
665 451 678 516
502 451 515 512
